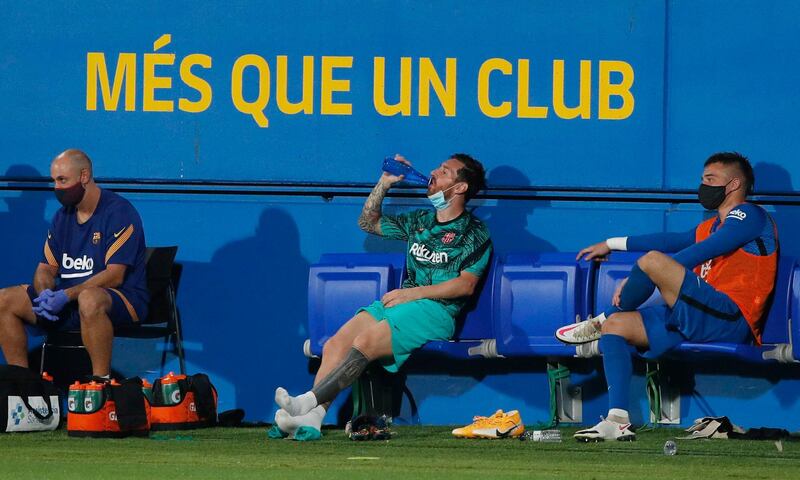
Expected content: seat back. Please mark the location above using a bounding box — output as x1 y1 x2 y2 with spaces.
452 255 497 340
143 246 180 326
494 252 586 356
307 254 402 355
761 255 795 344
594 252 664 315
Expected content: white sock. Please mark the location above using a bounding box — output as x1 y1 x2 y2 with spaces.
275 406 326 436
607 408 630 423
275 387 318 416
593 312 607 323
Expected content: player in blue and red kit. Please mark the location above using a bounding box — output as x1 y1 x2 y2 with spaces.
556 152 777 441
0 149 148 379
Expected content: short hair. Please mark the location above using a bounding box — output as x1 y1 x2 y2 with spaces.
57 149 93 178
451 153 486 201
704 151 754 195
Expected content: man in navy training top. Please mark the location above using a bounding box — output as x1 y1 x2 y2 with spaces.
0 149 149 380
555 152 777 441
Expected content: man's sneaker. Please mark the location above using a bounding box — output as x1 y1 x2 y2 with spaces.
452 410 525 439
574 417 636 442
556 316 604 345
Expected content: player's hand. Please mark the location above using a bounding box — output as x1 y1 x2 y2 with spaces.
38 289 69 314
33 289 55 306
576 241 612 261
381 287 421 308
380 154 409 188
612 278 628 307
33 303 59 322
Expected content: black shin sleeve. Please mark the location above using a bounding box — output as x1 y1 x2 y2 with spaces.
312 347 370 405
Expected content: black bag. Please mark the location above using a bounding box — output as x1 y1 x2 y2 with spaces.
0 365 60 432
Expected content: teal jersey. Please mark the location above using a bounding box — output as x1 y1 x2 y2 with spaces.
380 209 492 315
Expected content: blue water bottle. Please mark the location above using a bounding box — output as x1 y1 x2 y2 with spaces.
382 157 430 187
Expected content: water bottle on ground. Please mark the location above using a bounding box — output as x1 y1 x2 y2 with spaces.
663 440 677 455
520 429 562 442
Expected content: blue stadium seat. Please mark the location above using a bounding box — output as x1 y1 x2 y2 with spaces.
792 263 800 362
306 254 404 357
594 252 665 315
492 253 592 357
420 256 499 359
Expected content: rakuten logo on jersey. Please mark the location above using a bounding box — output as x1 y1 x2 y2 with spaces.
61 253 94 279
409 243 449 264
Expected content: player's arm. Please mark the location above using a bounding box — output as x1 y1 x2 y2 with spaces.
35 225 60 294
358 181 392 235
672 204 767 269
358 155 408 235
63 265 127 300
577 230 695 260
33 263 57 294
381 271 481 307
382 239 492 307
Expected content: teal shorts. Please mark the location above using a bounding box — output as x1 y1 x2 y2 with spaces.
358 299 455 372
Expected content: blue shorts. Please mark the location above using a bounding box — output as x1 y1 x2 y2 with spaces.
640 269 753 359
26 285 146 331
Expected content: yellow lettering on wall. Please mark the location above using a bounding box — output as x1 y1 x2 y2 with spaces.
86 52 136 111
321 56 353 115
418 57 456 117
477 58 512 118
373 57 413 116
231 54 271 127
598 60 634 120
517 59 548 119
553 60 591 119
276 55 314 115
178 54 212 113
143 35 175 112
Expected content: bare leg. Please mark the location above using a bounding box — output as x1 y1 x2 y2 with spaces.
309 320 393 408
0 286 37 367
601 311 648 347
315 311 378 385
637 251 688 308
78 288 114 377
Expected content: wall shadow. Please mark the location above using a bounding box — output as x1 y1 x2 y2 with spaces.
0 165 49 287
178 207 311 421
479 165 556 254
754 163 799 257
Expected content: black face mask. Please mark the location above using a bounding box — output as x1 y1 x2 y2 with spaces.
697 180 732 210
54 182 86 208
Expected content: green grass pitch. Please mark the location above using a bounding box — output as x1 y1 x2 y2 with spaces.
0 426 797 479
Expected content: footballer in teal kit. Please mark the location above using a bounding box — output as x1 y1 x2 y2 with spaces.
0 149 148 379
273 153 491 438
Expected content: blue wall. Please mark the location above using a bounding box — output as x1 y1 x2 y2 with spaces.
1 0 799 427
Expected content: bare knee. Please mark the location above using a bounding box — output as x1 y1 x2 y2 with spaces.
78 288 110 324
0 287 32 324
0 288 17 314
322 334 349 358
601 313 626 335
352 329 381 357
637 250 666 274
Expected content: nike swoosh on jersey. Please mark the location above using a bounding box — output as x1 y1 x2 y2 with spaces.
113 227 126 238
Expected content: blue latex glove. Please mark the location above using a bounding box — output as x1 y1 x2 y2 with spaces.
32 288 55 307
39 289 70 314
33 303 59 322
